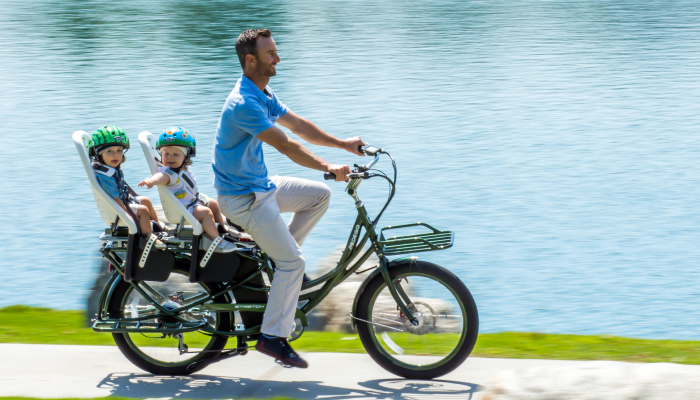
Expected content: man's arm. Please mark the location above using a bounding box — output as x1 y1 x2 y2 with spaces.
257 126 351 182
277 111 364 156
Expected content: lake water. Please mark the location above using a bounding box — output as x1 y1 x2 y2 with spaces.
1 0 699 340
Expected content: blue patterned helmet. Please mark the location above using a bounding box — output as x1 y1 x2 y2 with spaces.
156 126 196 157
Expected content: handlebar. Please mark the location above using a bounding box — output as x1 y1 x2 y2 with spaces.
322 143 396 227
324 144 383 180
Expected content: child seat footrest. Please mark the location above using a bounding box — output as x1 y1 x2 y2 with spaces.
200 236 224 267
189 235 240 282
378 223 454 256
124 234 175 282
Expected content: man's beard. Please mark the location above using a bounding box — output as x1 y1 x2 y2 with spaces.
255 61 276 77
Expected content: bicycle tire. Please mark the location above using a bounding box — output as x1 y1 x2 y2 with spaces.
355 261 478 379
107 259 231 375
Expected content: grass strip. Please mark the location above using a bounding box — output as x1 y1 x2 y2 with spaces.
2 305 699 365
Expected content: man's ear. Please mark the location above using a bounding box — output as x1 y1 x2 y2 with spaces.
246 53 256 68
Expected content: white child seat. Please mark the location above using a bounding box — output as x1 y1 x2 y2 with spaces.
73 130 138 236
138 131 204 236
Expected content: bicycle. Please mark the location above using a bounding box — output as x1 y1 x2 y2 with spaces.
74 131 479 380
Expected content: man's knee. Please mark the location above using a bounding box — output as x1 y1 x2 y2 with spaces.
273 254 305 273
317 184 331 206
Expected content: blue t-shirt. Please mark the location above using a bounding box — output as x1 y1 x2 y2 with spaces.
213 75 290 196
96 173 120 199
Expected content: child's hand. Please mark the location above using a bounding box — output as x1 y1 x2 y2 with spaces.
138 179 154 189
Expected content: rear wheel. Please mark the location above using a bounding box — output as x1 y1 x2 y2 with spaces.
107 260 232 375
355 261 478 379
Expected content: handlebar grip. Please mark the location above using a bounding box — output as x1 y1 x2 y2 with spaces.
324 172 337 180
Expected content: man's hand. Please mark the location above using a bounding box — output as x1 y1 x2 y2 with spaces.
342 137 365 156
327 164 351 182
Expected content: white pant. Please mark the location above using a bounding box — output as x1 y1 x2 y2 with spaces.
218 175 331 337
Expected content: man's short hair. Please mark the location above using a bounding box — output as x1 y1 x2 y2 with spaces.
235 29 272 70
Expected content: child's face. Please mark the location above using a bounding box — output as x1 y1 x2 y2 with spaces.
161 146 186 169
100 146 124 167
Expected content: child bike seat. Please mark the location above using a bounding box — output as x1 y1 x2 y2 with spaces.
74 130 175 282
138 131 240 283
138 131 204 236
72 130 138 237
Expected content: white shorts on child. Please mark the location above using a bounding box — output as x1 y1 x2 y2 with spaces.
128 196 142 214
186 195 210 213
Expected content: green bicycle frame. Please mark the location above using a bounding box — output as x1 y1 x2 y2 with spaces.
93 151 451 336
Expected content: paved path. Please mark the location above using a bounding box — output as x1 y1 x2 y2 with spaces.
0 344 685 400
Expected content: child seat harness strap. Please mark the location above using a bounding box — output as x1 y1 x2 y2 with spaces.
93 162 142 235
176 168 203 210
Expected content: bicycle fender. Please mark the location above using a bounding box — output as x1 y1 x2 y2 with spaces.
350 256 419 330
98 272 123 321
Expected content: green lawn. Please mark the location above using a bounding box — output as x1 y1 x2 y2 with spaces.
2 305 699 365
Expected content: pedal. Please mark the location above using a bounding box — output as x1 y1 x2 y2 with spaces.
275 359 293 368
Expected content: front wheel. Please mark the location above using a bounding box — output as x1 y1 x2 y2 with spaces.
355 261 478 379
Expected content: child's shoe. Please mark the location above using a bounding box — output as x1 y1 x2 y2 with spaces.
217 239 236 253
154 239 167 251
201 235 236 253
140 234 167 251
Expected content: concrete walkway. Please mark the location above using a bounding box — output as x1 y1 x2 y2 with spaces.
2 344 697 399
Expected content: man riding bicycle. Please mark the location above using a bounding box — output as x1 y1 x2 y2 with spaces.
213 29 364 368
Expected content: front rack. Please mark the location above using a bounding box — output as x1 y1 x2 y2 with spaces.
378 222 454 256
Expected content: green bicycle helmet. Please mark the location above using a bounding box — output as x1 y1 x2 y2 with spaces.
156 126 196 157
89 126 130 157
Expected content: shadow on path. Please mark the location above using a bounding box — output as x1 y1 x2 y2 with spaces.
97 372 482 399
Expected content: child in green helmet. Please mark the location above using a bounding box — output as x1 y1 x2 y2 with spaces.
138 127 235 253
90 126 163 241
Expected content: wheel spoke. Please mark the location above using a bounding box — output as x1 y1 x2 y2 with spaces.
112 268 231 370
372 315 404 325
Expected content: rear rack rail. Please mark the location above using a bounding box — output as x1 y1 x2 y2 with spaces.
93 320 208 333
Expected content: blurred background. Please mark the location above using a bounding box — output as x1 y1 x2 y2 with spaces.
1 0 699 340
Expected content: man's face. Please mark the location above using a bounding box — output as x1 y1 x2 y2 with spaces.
251 37 280 77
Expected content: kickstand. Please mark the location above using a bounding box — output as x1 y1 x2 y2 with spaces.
175 333 189 354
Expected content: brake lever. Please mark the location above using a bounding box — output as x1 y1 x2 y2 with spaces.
354 163 369 172
348 171 369 179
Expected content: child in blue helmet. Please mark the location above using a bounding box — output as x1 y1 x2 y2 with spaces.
138 127 235 253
